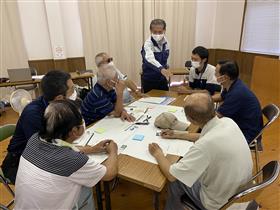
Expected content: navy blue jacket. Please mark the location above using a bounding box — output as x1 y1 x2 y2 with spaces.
141 37 169 81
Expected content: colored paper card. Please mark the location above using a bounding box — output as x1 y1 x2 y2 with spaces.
94 128 106 134
168 108 177 113
132 134 144 141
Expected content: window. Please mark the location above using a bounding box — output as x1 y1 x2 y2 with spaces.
241 1 280 55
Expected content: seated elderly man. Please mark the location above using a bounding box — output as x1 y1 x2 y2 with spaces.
94 52 144 102
15 100 118 210
81 65 135 126
149 93 253 210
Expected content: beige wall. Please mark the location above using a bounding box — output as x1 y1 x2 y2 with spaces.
195 0 245 50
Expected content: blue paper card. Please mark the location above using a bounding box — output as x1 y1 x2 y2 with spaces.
132 134 144 141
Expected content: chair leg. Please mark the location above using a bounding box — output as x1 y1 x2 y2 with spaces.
254 143 261 183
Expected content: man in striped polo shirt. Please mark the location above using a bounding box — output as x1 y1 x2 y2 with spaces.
15 100 118 210
81 65 135 126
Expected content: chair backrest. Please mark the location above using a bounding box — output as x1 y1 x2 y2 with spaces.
0 124 16 141
220 161 280 209
254 103 280 142
30 67 38 76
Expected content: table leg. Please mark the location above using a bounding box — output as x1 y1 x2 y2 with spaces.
95 182 103 210
104 181 111 210
153 191 160 210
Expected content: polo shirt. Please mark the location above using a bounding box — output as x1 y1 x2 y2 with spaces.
92 69 132 104
15 133 106 210
217 79 263 143
189 64 221 95
7 96 48 155
170 116 253 209
81 83 117 126
141 36 169 82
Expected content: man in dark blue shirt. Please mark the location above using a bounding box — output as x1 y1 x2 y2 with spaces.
213 60 263 144
1 70 76 184
81 65 135 126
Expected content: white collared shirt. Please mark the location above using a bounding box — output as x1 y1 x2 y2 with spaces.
170 116 253 209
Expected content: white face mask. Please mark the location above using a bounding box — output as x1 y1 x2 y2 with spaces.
68 89 77 101
191 61 200 69
107 61 114 67
152 34 164 42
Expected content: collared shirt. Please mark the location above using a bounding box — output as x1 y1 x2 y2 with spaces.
81 83 117 126
141 36 170 81
7 96 49 155
217 79 263 143
170 116 253 210
189 64 221 95
15 133 106 210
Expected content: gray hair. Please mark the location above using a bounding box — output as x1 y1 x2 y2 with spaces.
95 52 107 67
41 100 83 142
150 19 166 30
184 93 215 125
97 65 117 84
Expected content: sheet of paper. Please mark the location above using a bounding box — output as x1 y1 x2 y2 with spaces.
138 97 167 104
77 99 192 164
32 75 44 80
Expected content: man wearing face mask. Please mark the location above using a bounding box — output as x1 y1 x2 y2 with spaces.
94 52 146 103
178 46 221 95
141 19 173 93
15 100 118 210
1 70 79 184
81 65 135 126
213 60 263 144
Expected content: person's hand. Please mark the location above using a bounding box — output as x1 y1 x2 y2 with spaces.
92 140 111 153
120 110 135 122
177 86 192 95
161 68 173 80
115 80 125 95
149 143 164 158
161 129 176 139
105 140 118 155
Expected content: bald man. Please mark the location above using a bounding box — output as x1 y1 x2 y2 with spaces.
149 93 253 210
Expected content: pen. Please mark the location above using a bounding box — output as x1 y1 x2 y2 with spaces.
85 133 94 146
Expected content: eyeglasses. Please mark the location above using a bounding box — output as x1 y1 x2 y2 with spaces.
97 57 113 67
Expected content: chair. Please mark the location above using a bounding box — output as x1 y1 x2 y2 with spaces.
181 161 280 210
249 104 280 172
0 124 16 209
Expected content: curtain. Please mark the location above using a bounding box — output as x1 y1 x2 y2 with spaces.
0 0 28 99
0 0 28 78
79 0 197 85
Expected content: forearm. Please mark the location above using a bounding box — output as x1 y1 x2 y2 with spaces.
155 153 176 182
102 153 118 181
175 131 199 142
114 94 124 116
125 79 138 93
77 146 98 154
212 93 223 102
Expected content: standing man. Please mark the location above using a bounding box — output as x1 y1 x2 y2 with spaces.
141 19 172 93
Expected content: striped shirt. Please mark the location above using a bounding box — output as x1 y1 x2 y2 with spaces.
81 83 117 126
15 133 106 210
